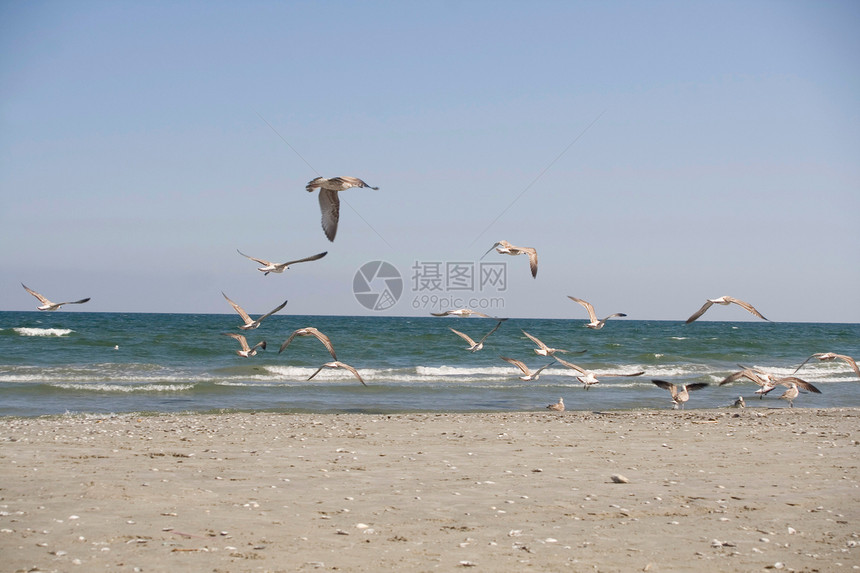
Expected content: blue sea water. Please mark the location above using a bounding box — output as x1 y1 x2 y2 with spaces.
1 311 858 417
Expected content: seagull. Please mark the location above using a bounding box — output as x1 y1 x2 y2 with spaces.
521 330 580 356
546 397 565 412
481 240 538 278
555 357 645 390
449 320 504 352
306 176 379 242
793 352 860 379
685 296 769 324
500 356 556 381
237 249 327 275
567 297 627 329
779 381 807 408
279 327 337 360
222 332 267 357
222 292 288 330
651 379 709 409
719 367 821 398
21 283 90 311
430 308 500 318
307 361 366 386
732 396 746 408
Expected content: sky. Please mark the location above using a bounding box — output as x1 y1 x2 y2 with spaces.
1 0 858 322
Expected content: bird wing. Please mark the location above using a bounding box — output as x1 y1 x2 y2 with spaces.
306 177 325 192
478 320 504 344
612 370 645 377
283 251 328 267
601 312 627 321
257 299 288 322
334 176 378 190
307 364 326 381
222 293 253 324
336 362 366 386
318 188 340 241
725 297 768 321
480 242 501 260
720 369 763 386
253 340 267 352
430 311 449 316
500 356 530 375
307 328 337 360
686 383 709 392
449 328 477 346
651 379 677 396
533 361 556 376
792 354 818 375
686 300 715 323
237 249 272 266
568 297 598 322
836 354 860 377
522 330 548 350
222 332 250 352
21 283 52 305
278 330 301 353
778 377 822 394
68 298 91 305
555 357 587 375
525 247 538 278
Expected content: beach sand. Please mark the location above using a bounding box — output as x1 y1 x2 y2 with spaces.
2 409 858 572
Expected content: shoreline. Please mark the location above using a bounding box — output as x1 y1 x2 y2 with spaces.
2 409 858 572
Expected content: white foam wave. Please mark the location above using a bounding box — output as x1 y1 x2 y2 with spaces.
14 327 73 337
52 383 195 393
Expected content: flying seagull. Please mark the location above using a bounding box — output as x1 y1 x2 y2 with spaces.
449 320 504 352
481 240 538 278
521 331 581 357
222 292 288 330
500 356 555 381
307 361 366 386
719 366 821 398
685 296 768 324
546 397 565 412
279 327 337 360
306 176 379 242
567 297 627 329
431 308 502 319
555 357 644 390
21 283 90 311
793 352 860 379
237 249 327 275
651 379 709 410
222 333 267 357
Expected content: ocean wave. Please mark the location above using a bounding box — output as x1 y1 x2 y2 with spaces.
52 383 196 393
13 327 73 337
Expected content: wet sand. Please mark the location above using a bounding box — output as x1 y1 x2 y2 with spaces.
2 409 859 572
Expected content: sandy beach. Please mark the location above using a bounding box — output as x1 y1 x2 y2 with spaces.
2 409 858 572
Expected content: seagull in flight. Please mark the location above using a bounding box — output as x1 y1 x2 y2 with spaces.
449 320 504 352
222 292 287 330
22 283 90 311
307 361 366 386
431 308 502 319
237 249 327 275
555 357 644 390
500 356 555 381
793 352 860 379
651 379 709 409
306 176 378 242
279 327 337 360
685 296 768 323
481 240 538 278
222 333 267 357
719 366 821 398
567 297 627 329
521 331 580 356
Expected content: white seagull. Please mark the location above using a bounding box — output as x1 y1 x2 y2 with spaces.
306 176 379 242
719 367 821 398
793 352 860 379
521 331 578 356
500 356 555 381
431 308 500 319
779 382 806 408
222 292 288 330
555 357 644 390
22 283 90 311
546 397 565 412
222 333 267 357
481 240 538 278
449 320 504 352
685 296 769 324
307 361 366 386
651 379 709 409
237 249 328 275
279 327 337 360
567 297 627 329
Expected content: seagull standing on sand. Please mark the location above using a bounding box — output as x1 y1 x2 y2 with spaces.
499 356 556 381
732 396 746 408
780 381 805 408
793 352 860 379
546 397 565 412
237 250 327 275
449 320 504 352
567 297 627 329
279 327 337 360
21 283 90 311
719 367 821 399
555 357 644 390
307 361 366 386
651 379 709 409
306 176 379 242
482 240 538 278
685 296 769 323
222 333 267 357
222 292 288 330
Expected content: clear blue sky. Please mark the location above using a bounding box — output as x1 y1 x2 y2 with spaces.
2 1 858 321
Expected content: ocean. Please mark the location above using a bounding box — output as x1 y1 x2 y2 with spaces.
1 311 858 417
